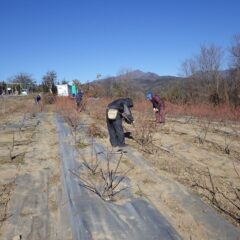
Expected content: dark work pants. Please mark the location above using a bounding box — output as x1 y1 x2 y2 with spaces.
106 113 125 147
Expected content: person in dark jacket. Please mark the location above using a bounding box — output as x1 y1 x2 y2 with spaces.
146 92 165 123
106 98 134 148
75 89 84 111
34 94 41 104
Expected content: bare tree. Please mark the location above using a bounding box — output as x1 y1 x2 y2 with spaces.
11 73 36 92
180 44 224 104
114 68 134 97
181 57 199 102
228 34 240 107
230 33 240 69
99 77 115 97
197 44 223 97
42 71 57 93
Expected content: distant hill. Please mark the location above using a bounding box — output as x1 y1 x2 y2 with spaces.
120 70 160 81
132 75 184 92
91 70 184 92
87 68 238 104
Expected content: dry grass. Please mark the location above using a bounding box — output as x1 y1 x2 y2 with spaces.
86 97 240 122
0 182 15 228
133 99 240 122
87 123 106 138
0 96 42 165
0 96 35 121
165 102 240 122
55 96 81 142
86 97 240 225
86 97 110 123
131 113 158 154
185 165 240 225
55 96 77 123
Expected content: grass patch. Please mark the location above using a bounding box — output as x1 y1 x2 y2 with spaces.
0 156 11 164
87 123 106 138
76 141 89 149
0 182 15 225
122 158 135 169
135 185 148 198
0 142 12 147
0 154 25 165
142 178 156 185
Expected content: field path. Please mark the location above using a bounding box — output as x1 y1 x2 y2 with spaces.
1 111 72 240
56 114 181 240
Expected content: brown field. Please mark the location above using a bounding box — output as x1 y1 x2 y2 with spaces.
0 95 239 240
86 98 240 225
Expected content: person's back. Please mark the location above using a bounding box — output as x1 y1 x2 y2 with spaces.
76 90 84 111
76 91 84 103
152 95 165 110
108 98 134 123
34 94 41 104
106 98 134 148
37 95 41 102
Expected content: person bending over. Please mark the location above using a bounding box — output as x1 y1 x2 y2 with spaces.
106 98 134 148
146 92 165 123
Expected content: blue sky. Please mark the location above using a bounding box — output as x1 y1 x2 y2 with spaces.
0 0 240 83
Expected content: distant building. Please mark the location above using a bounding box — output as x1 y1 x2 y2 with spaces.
56 82 78 96
56 84 71 96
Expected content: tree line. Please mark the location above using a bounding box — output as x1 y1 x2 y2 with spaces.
1 33 239 107
165 34 240 107
0 71 60 95
84 33 240 107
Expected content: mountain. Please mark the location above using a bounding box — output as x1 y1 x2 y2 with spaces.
91 70 184 92
120 70 160 81
134 75 183 91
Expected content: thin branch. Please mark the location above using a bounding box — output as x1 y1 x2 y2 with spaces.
216 187 240 211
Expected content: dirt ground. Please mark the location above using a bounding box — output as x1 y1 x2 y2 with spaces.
0 96 239 240
0 96 71 240
85 99 240 238
129 114 240 226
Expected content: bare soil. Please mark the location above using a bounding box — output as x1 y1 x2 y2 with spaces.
83 102 240 239
0 96 239 240
0 96 71 240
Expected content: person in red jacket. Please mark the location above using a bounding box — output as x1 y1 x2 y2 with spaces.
146 92 165 123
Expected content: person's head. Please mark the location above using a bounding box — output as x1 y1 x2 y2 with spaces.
146 92 153 101
125 98 133 108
